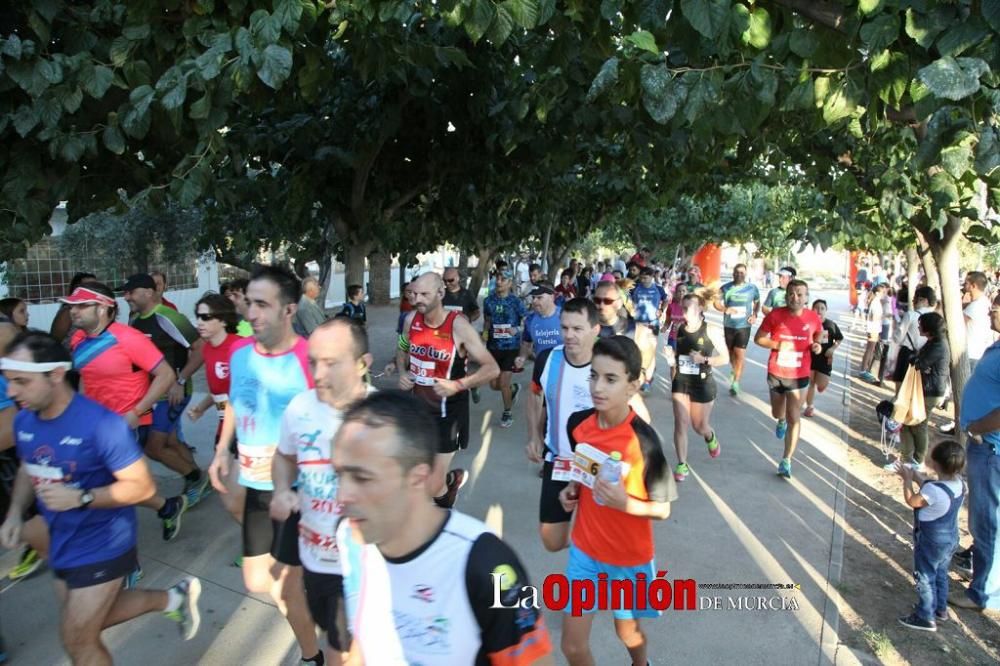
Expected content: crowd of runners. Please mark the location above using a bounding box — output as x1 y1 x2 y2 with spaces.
0 249 997 664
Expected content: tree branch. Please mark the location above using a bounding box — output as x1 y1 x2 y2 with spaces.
382 178 432 222
769 0 850 33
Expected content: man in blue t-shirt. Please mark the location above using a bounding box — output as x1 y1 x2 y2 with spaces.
630 267 668 335
0 332 201 664
517 282 563 370
483 271 528 428
714 263 761 396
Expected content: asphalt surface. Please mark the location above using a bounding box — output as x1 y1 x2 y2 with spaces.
0 290 860 665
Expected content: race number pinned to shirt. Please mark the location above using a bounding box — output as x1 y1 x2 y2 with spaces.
551 456 573 482
492 323 516 340
408 357 437 386
677 355 700 375
777 348 802 369
570 443 631 488
25 463 64 486
238 443 277 485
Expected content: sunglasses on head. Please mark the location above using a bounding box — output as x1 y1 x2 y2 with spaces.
196 313 218 322
593 297 618 305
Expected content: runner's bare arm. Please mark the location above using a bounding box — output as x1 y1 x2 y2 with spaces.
968 407 1000 436
593 477 671 520
269 451 300 520
0 466 34 548
712 293 726 313
0 403 14 452
135 360 176 419
525 389 545 463
754 325 778 350
453 315 500 389
395 311 415 371
208 402 236 493
186 394 214 420
169 338 205 405
700 325 730 367
637 326 656 381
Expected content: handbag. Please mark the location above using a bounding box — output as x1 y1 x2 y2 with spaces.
892 365 927 426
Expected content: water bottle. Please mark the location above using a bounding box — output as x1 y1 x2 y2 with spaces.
595 451 622 506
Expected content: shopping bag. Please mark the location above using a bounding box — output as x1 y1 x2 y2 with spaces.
892 365 926 426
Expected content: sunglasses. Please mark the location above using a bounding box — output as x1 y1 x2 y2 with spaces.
444 278 458 283
196 313 219 322
593 297 618 305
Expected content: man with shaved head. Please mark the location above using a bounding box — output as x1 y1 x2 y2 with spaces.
396 272 499 508
442 267 480 322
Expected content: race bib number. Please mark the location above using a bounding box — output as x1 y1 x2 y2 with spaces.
408 356 437 386
238 444 277 484
25 463 64 487
492 323 515 339
677 355 700 375
299 521 340 566
777 349 802 369
819 330 830 344
570 444 631 489
551 456 573 482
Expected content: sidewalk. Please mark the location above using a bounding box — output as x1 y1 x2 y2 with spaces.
2 295 862 664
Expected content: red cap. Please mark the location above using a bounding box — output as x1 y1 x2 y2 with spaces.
60 287 116 307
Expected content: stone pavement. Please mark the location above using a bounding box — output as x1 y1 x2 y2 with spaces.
0 291 861 665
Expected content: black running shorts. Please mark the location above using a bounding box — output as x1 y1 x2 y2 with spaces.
303 569 351 651
539 461 572 524
724 326 752 350
243 488 301 565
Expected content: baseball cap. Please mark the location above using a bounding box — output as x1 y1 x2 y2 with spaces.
529 282 555 296
60 286 116 307
117 273 156 292
498 270 514 280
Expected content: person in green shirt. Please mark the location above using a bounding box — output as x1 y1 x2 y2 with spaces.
762 266 797 315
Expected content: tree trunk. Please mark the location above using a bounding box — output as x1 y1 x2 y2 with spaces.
342 237 372 298
917 233 941 297
541 220 553 275
368 249 392 305
905 246 919 309
548 242 574 283
469 247 495 297
925 218 968 438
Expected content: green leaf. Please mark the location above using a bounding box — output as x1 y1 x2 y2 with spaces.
681 0 729 40
61 86 83 113
625 30 659 54
935 18 989 58
249 10 282 45
273 0 303 31
684 71 721 124
789 29 818 58
741 7 771 49
123 84 154 138
12 105 39 137
905 8 949 49
859 14 899 54
870 50 908 107
465 0 496 43
486 5 514 45
917 57 990 101
256 44 292 89
940 143 974 179
80 64 114 98
35 96 61 128
586 57 619 102
859 0 883 14
640 64 683 124
102 124 125 154
2 34 22 59
36 59 63 85
122 24 151 41
781 79 814 111
822 81 857 124
975 126 1000 176
984 0 1000 32
195 48 223 80
109 36 131 67
59 135 86 162
537 0 557 24
189 92 211 120
600 0 623 21
928 172 959 211
159 74 188 110
503 0 539 29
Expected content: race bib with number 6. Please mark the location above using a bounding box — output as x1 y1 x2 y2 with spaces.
570 443 631 488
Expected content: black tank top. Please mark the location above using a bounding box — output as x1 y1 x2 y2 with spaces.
675 320 714 378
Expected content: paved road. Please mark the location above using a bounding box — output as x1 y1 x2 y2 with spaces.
0 289 860 665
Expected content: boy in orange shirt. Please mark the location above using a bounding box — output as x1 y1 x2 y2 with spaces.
559 335 677 666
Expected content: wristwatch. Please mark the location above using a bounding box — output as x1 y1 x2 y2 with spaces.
79 490 95 508
176 376 187 387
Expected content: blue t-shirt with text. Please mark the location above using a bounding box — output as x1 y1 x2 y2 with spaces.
15 394 142 569
522 307 563 354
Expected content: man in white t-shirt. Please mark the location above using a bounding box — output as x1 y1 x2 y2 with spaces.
964 271 993 372
334 392 553 665
271 317 374 665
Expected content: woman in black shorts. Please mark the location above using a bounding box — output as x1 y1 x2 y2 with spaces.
804 300 843 417
669 292 729 482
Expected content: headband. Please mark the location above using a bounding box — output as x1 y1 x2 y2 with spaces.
0 359 73 372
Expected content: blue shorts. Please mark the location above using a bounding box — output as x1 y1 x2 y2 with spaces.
565 544 660 619
151 396 190 434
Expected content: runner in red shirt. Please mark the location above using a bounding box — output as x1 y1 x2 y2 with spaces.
185 293 246 523
754 279 823 479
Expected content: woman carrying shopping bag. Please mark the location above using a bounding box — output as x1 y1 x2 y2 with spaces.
897 313 950 470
